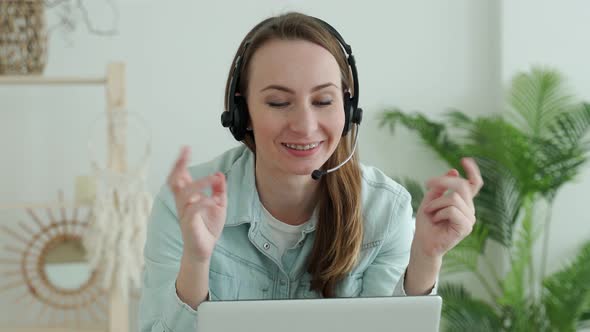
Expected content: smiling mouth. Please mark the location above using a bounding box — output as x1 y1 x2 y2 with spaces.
281 142 322 151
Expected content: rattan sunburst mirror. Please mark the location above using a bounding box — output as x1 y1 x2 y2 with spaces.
0 191 108 328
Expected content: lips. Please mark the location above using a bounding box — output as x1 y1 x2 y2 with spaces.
282 142 321 151
280 140 324 157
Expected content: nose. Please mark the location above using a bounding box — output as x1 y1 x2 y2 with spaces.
288 105 318 136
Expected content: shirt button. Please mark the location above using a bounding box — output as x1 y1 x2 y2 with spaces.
263 242 270 250
280 279 286 286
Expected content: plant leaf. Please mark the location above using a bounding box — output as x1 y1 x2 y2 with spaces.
509 67 576 140
439 283 502 332
543 240 590 331
379 109 463 167
443 222 488 275
533 103 590 198
393 176 424 217
471 157 523 247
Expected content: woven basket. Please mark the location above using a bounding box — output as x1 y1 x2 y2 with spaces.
0 0 48 75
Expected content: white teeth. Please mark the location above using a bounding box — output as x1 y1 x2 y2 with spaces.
283 142 319 151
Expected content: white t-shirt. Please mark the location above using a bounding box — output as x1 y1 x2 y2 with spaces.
260 205 316 260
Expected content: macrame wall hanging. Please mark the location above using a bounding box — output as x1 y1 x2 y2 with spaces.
82 110 152 302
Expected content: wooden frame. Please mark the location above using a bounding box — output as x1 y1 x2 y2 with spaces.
0 63 129 332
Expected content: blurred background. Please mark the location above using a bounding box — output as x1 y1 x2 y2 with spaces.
0 0 589 331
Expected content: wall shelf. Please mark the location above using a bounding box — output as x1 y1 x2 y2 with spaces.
0 63 129 332
0 76 106 85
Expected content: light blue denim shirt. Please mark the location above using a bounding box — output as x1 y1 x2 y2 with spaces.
139 145 435 332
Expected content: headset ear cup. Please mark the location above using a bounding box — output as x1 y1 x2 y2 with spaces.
221 110 233 128
353 107 363 125
233 96 249 141
342 92 353 136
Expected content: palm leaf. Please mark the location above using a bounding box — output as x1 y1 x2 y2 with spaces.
438 116 528 247
470 157 523 247
530 137 587 198
509 67 576 140
532 103 590 198
501 301 551 332
443 222 488 275
443 109 475 128
393 176 424 217
379 109 464 167
461 117 537 195
439 283 502 332
542 240 590 331
546 102 590 149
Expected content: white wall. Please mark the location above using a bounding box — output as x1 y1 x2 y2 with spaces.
0 0 503 201
2 0 587 330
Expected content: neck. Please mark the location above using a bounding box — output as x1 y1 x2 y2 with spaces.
255 162 320 226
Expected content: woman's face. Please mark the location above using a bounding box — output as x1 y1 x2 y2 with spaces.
245 38 346 178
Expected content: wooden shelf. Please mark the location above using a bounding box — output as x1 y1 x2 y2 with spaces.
0 201 89 211
0 76 106 85
1 327 106 332
0 63 129 332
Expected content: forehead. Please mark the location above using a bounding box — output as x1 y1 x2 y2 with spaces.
247 39 342 90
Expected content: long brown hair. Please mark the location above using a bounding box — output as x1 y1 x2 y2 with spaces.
223 12 363 298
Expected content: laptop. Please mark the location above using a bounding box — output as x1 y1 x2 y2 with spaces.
199 295 442 332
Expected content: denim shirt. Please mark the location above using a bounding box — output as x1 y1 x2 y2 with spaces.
139 145 435 332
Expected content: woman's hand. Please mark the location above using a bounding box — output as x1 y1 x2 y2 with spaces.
414 157 483 258
167 146 227 263
405 157 483 295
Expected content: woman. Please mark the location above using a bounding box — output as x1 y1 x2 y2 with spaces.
139 12 482 332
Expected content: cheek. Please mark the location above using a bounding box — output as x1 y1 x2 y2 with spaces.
328 108 346 136
250 112 282 143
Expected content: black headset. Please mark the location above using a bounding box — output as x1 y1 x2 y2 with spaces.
220 16 363 141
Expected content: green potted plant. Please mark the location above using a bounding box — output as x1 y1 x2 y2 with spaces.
380 67 590 331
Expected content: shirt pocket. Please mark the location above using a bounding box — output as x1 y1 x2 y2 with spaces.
335 272 364 297
209 269 238 301
295 272 364 299
236 277 273 300
295 274 321 299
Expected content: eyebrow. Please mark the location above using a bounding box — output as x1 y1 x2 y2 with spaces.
259 82 338 94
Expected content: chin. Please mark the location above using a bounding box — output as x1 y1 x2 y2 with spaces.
284 164 322 177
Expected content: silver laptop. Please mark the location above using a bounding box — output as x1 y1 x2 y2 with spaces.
199 295 442 332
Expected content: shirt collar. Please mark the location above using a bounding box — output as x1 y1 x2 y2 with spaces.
224 146 317 234
224 146 262 226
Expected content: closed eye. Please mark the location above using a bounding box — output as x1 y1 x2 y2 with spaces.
267 102 290 108
267 100 333 108
314 100 333 106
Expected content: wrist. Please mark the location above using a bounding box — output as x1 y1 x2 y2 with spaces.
410 241 443 268
404 244 442 296
182 250 211 266
177 253 211 309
